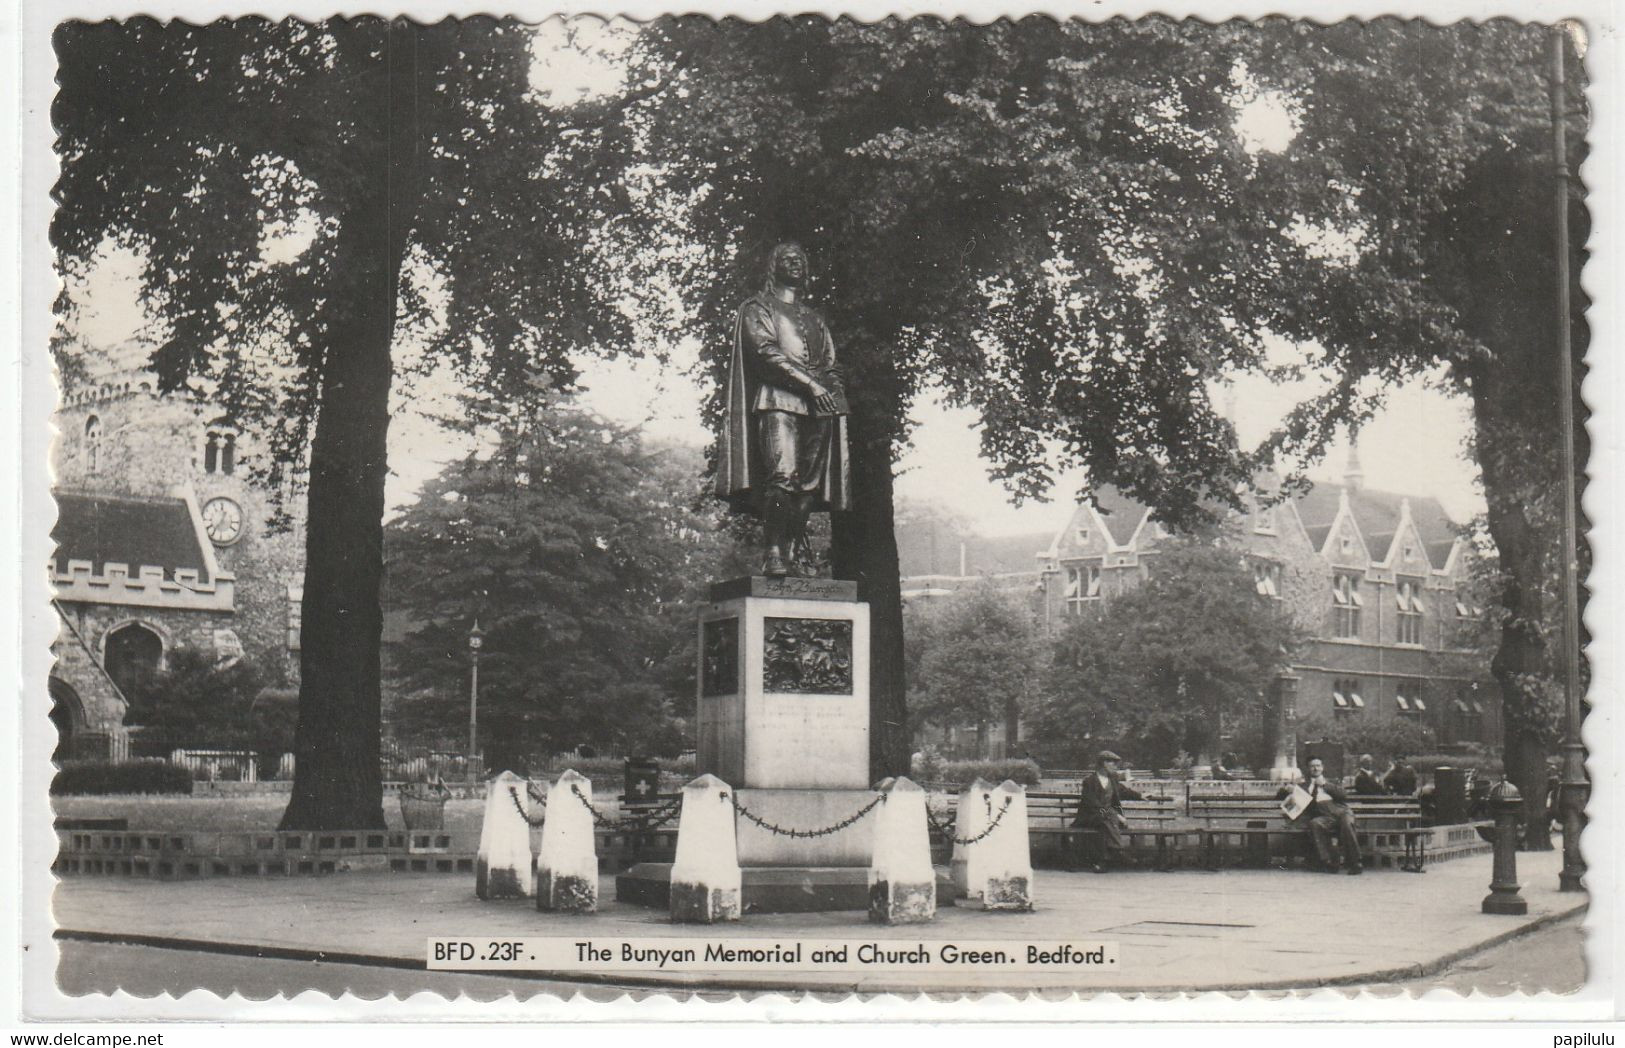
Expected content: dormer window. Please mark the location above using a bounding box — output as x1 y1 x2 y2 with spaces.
84 416 102 474
1340 534 1354 555
1253 503 1276 535
1075 525 1089 544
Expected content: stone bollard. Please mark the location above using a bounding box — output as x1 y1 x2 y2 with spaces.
949 777 994 899
869 777 936 924
476 770 535 900
535 769 598 913
670 774 742 923
1481 779 1529 916
970 780 1034 911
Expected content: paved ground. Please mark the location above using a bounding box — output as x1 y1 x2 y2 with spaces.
50 910 1588 1002
1389 911 1586 996
52 848 1586 995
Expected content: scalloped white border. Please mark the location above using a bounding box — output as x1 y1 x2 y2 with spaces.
8 0 1618 1024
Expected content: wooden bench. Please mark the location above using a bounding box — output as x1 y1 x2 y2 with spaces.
927 789 1191 871
607 791 683 866
1030 792 1195 871
1188 794 1428 871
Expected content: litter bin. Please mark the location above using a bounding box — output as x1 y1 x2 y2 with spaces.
1434 766 1469 825
624 757 661 805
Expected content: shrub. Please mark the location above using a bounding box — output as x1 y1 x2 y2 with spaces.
1410 752 1504 778
925 758 1042 788
540 753 697 785
50 760 192 796
1295 711 1437 764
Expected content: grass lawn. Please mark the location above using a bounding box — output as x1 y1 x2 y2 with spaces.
52 784 643 840
53 795 496 838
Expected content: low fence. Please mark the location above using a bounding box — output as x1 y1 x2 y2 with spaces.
169 749 259 783
53 826 477 879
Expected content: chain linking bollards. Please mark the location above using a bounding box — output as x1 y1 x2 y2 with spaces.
1482 779 1529 916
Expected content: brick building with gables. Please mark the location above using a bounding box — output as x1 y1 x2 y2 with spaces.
1036 449 1497 777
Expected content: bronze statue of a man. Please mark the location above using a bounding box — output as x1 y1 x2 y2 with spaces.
716 242 851 577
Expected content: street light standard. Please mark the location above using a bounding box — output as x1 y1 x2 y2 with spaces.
468 621 484 783
1549 26 1587 892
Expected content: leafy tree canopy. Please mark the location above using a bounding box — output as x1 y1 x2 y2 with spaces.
1032 529 1304 767
385 398 753 766
905 579 1042 734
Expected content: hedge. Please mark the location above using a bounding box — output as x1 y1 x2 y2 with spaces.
915 758 1043 789
540 753 697 785
1409 752 1504 778
50 760 193 796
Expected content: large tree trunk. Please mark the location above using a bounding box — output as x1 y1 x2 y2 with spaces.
1478 462 1555 851
281 20 421 830
830 403 910 783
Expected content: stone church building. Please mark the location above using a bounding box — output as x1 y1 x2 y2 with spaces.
49 339 306 760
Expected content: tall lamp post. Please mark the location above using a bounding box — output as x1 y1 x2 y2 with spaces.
468 620 484 783
1549 26 1587 893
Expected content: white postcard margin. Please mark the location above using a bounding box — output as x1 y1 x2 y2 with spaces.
8 0 1620 1022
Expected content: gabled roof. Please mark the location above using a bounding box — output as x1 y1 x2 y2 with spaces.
52 492 211 582
1053 476 1460 570
1295 481 1458 569
1088 486 1152 547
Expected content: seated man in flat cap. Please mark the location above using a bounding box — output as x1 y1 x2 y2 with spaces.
1070 750 1143 873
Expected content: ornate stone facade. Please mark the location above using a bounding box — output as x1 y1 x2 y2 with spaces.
49 340 307 758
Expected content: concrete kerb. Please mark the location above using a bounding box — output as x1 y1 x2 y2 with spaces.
52 845 1586 994
53 897 1588 995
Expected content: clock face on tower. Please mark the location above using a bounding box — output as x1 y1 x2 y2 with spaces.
202 497 244 546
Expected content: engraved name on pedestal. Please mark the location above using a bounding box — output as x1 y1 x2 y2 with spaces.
696 579 869 790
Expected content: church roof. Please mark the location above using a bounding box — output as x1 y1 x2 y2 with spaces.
52 492 211 582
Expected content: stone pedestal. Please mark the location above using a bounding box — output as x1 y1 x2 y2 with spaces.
697 576 869 789
639 577 885 914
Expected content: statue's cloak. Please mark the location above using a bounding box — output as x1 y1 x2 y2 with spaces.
716 293 852 514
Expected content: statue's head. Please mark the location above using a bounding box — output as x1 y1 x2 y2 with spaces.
768 241 809 290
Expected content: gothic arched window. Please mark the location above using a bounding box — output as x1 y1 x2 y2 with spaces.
204 428 237 475
104 621 163 703
84 415 102 474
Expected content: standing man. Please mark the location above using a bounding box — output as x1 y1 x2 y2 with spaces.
1384 754 1419 797
1071 750 1143 873
716 242 852 577
1283 757 1363 874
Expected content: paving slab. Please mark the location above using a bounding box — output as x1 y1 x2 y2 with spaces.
53 848 1585 994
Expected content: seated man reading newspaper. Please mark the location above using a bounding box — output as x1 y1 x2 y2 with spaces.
1277 758 1363 875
